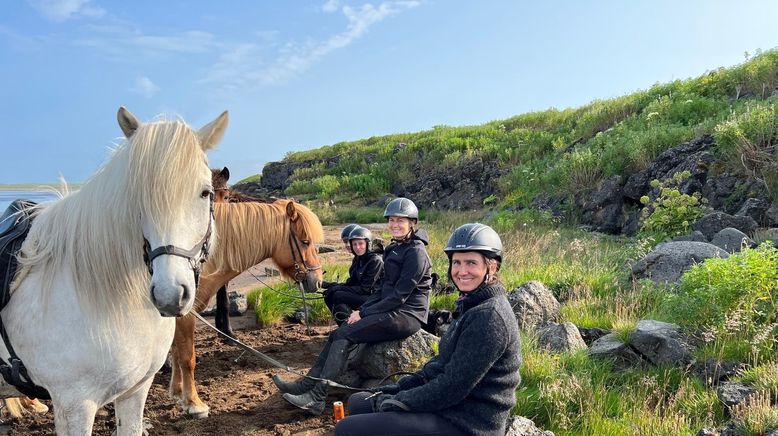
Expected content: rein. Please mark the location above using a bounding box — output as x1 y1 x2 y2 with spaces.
143 192 214 287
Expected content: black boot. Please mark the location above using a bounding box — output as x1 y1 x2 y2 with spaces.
272 374 316 396
282 339 351 415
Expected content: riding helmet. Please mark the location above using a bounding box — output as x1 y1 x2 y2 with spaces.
348 226 372 242
444 223 503 263
383 197 419 220
340 223 360 241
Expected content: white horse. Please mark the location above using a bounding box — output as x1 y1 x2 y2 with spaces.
3 107 228 435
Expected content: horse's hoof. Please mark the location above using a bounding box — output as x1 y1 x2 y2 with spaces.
186 404 209 419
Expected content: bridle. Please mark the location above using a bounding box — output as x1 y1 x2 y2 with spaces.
143 192 214 288
287 221 321 285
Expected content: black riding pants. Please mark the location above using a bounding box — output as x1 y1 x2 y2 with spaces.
334 392 465 436
324 287 371 323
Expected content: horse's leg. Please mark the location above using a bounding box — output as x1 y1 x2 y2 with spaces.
52 398 98 436
175 313 210 418
215 284 236 341
169 319 184 404
114 377 153 436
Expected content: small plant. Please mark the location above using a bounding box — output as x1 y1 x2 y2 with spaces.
730 390 778 436
639 171 708 240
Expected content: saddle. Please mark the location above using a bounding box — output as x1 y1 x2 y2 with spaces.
0 199 50 399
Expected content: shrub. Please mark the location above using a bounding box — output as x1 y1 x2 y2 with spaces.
638 171 707 240
659 242 778 362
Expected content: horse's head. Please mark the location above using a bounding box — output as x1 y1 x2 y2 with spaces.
118 107 228 317
273 200 324 293
211 167 230 203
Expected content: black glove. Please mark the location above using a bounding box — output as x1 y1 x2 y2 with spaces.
376 384 401 395
320 281 334 290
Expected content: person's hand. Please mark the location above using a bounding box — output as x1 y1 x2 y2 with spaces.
376 384 401 395
372 393 409 412
320 281 334 289
347 310 361 325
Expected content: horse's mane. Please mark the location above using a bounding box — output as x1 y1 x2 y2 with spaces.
206 199 323 274
15 119 209 315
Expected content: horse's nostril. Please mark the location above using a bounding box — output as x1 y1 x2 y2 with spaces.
181 284 190 303
150 285 157 305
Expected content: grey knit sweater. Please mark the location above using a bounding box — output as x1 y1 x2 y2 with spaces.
394 283 522 436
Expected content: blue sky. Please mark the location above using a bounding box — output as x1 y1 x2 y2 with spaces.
2 0 778 184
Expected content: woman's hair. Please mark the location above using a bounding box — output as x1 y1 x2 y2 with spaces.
484 255 502 285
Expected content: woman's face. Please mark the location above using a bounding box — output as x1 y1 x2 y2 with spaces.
387 216 412 238
451 252 491 293
351 239 367 256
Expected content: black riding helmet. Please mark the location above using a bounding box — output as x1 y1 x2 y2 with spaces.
444 223 503 286
340 223 360 242
347 226 372 254
383 197 418 220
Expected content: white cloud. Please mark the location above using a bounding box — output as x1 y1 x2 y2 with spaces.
201 1 421 92
27 0 105 22
322 0 340 13
131 76 160 98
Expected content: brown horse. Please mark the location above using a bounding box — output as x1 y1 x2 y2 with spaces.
169 199 324 417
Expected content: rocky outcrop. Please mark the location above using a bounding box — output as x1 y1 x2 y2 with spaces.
504 416 555 436
693 212 759 240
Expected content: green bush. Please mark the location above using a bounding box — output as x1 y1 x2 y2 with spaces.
659 242 778 362
638 171 708 240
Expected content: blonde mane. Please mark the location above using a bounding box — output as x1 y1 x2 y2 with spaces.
15 119 210 315
206 200 323 274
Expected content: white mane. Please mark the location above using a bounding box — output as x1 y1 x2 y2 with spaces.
14 119 209 316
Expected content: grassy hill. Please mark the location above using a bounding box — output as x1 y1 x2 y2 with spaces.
258 50 778 211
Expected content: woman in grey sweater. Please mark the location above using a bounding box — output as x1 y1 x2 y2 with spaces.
335 223 522 436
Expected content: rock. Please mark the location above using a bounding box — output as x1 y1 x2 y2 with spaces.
710 228 755 253
228 291 247 316
735 197 770 224
576 176 632 234
623 135 714 202
504 416 554 436
691 359 747 386
577 327 610 346
672 231 708 243
629 320 693 366
343 330 438 383
697 422 744 436
317 245 337 253
588 333 643 368
537 322 587 353
264 267 280 277
716 382 756 408
765 205 778 228
693 212 758 240
632 241 729 284
508 281 559 330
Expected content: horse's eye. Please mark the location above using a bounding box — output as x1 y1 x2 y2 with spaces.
301 240 310 245
201 190 212 199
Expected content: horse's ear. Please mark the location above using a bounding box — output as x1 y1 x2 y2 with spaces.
221 167 230 181
197 111 229 151
286 201 299 222
117 107 140 138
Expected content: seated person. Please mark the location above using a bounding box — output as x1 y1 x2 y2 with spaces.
272 197 432 415
335 223 522 436
322 226 384 325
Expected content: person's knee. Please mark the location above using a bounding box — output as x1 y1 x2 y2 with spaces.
346 391 374 415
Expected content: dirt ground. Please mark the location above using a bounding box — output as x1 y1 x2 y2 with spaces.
8 224 385 436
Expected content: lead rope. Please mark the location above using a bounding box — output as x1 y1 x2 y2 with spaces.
191 311 366 391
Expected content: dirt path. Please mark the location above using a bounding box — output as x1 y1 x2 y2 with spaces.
8 224 386 435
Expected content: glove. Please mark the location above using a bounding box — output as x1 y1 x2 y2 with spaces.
376 384 401 395
373 393 410 412
320 281 334 290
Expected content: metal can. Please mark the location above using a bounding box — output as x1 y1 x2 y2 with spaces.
333 401 345 422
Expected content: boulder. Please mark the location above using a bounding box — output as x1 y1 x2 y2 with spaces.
537 322 587 353
588 333 642 368
629 320 693 366
710 227 755 253
577 327 610 346
576 176 629 234
693 212 758 240
227 291 247 316
340 330 438 385
671 231 708 243
632 241 729 284
735 197 771 224
716 382 756 408
317 245 337 253
691 359 746 386
508 281 559 330
504 416 555 436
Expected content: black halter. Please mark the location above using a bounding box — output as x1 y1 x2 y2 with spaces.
143 192 214 288
287 222 321 283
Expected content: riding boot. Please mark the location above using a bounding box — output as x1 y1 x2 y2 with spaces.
282 339 351 415
272 336 331 395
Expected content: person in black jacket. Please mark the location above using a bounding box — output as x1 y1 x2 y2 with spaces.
335 223 522 436
322 226 384 325
272 197 432 415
